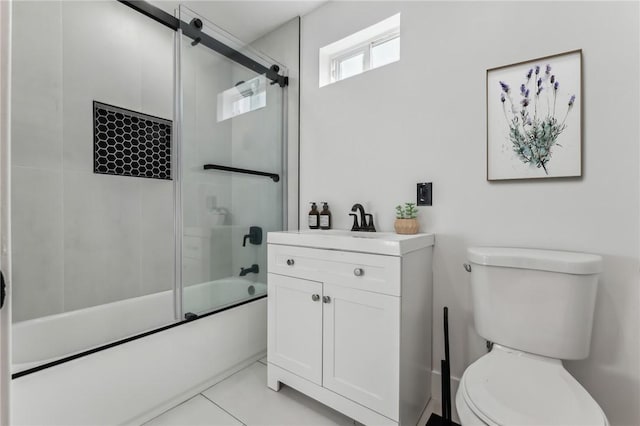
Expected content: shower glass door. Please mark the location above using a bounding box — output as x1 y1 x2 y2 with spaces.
177 6 286 317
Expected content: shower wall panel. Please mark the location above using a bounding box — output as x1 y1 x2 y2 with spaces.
11 1 174 321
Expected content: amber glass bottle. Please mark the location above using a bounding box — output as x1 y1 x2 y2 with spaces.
320 202 332 230
308 202 320 229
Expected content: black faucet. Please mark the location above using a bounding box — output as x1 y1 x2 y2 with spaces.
350 204 376 232
365 214 376 232
351 204 366 229
349 213 360 231
243 226 263 247
240 264 259 276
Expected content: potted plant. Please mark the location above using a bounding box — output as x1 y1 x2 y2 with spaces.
394 203 420 235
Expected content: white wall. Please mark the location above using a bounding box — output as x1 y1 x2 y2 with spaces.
300 2 639 426
251 17 301 232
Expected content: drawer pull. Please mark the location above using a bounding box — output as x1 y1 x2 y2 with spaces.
311 294 320 302
353 267 364 277
322 296 331 304
286 259 295 266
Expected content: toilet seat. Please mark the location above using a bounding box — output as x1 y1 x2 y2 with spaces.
459 346 607 426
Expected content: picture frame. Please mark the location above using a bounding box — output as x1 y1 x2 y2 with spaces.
486 49 582 181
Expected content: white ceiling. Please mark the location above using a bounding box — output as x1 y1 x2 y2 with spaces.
150 1 326 43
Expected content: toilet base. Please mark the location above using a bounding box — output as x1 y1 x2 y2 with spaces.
455 345 609 426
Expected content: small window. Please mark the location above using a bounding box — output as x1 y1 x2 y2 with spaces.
371 34 400 69
319 13 400 87
335 51 365 81
217 76 266 122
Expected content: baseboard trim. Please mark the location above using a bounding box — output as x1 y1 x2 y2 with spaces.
431 370 461 424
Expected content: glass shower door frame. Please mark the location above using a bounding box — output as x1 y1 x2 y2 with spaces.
173 5 288 320
173 24 184 322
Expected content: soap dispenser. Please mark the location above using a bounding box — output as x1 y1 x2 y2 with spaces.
308 202 320 229
320 202 332 230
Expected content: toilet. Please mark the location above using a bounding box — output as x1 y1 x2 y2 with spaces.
456 247 608 426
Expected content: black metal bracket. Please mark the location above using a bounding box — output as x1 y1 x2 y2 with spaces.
203 164 280 182
184 312 198 321
0 271 5 309
116 0 288 87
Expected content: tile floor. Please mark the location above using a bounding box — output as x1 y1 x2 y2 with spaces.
143 358 439 426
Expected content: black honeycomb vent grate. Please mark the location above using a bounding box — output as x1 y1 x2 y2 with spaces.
93 101 172 180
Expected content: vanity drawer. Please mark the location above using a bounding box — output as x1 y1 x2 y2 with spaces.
268 244 401 296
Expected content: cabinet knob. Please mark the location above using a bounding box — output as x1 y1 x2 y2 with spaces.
353 268 364 277
322 295 331 304
286 258 295 266
311 294 320 302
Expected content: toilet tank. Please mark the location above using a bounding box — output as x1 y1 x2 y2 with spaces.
467 247 603 360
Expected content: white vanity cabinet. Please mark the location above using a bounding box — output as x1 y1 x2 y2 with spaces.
267 231 434 426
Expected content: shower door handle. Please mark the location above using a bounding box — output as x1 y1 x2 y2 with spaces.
0 270 5 309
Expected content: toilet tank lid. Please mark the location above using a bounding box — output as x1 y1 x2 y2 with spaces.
467 247 603 275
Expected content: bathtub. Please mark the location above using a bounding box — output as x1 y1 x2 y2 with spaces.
11 277 268 425
13 277 266 372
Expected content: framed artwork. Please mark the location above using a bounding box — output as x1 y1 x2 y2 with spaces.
486 50 582 181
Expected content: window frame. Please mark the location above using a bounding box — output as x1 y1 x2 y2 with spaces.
329 29 400 83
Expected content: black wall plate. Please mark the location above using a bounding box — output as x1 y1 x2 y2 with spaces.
417 182 432 206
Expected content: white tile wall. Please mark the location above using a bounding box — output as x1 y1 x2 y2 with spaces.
11 1 63 171
140 178 175 295
11 166 64 321
61 1 143 173
62 171 142 310
11 1 174 321
140 22 175 120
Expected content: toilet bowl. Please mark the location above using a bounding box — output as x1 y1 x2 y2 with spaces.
457 247 607 426
455 345 608 426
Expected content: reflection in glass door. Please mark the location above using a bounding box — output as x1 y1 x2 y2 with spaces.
177 6 286 317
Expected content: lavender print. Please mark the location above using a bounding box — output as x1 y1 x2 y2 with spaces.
498 63 576 174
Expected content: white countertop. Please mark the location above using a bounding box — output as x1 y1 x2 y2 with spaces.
267 230 435 256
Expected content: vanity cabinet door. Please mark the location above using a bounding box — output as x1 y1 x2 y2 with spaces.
322 283 401 421
268 273 323 385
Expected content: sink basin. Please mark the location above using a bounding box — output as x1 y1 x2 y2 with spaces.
267 229 434 256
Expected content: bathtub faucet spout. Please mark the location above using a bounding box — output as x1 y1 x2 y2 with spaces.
240 264 259 276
